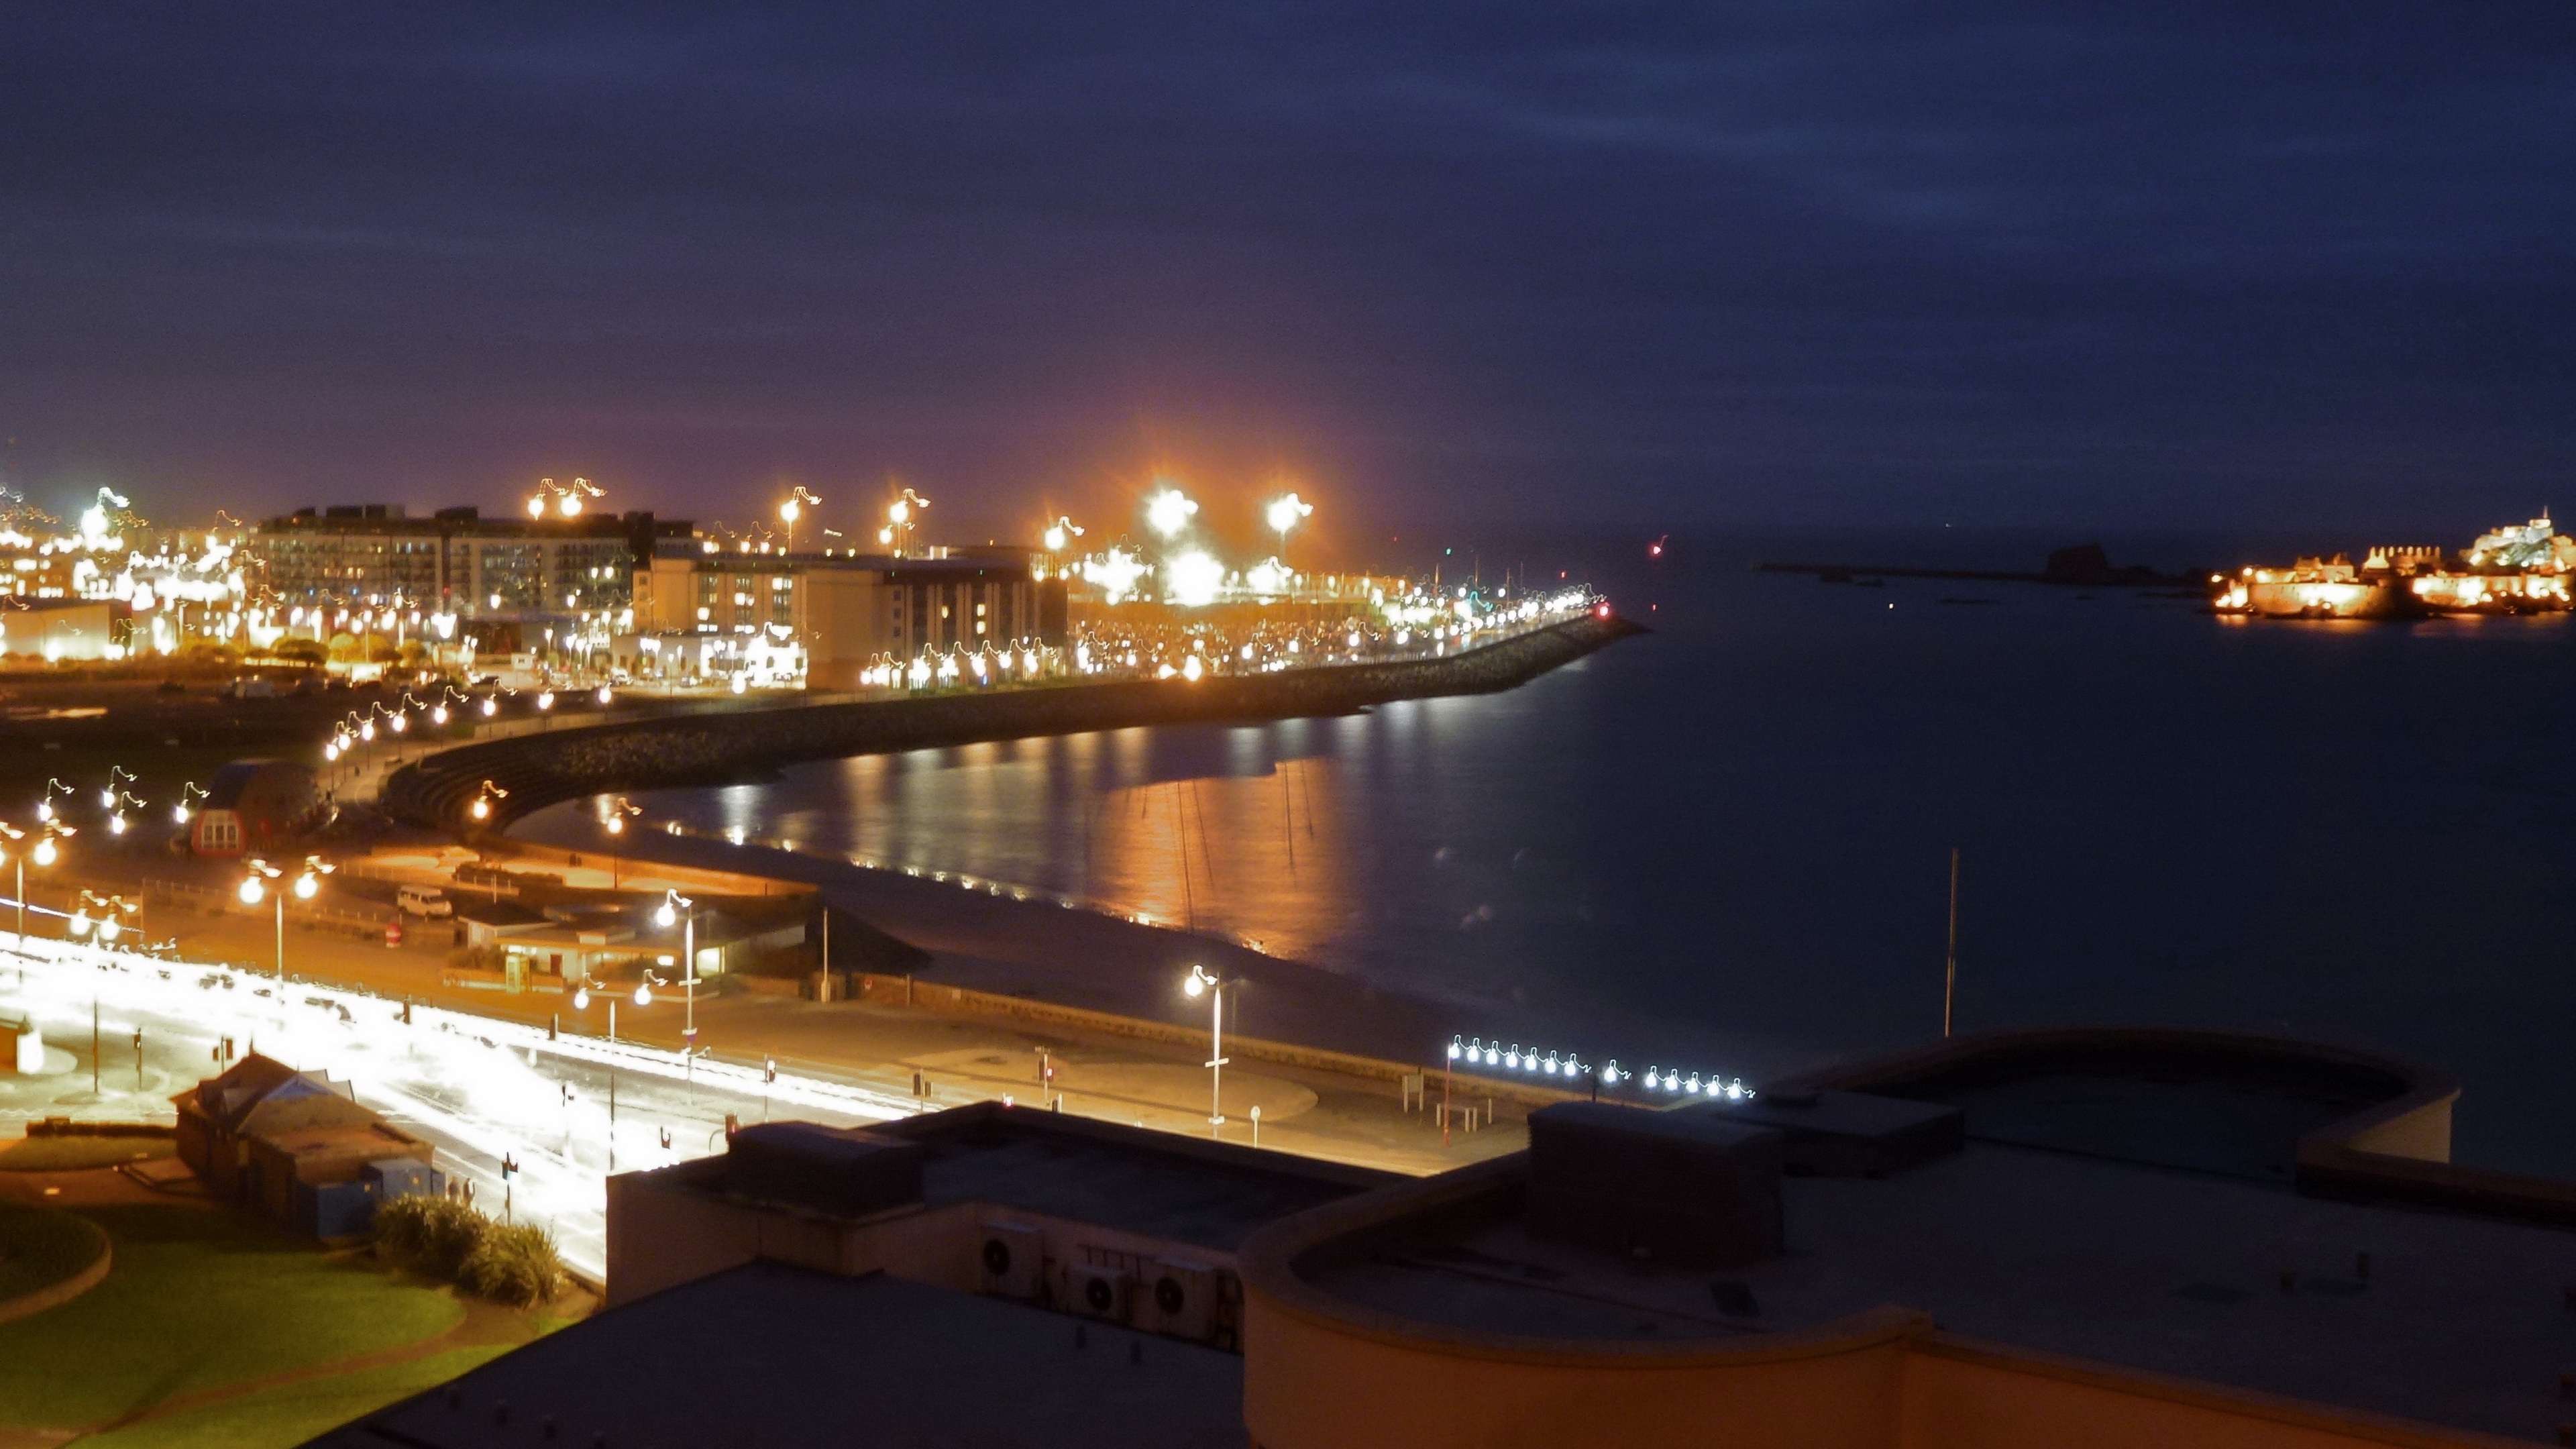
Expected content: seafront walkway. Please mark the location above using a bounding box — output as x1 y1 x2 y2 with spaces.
1 851 1541 1185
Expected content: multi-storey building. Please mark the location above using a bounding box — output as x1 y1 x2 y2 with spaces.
631 543 1063 688
249 504 692 643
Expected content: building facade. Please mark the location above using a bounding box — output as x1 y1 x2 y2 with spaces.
250 505 692 641
630 544 1061 689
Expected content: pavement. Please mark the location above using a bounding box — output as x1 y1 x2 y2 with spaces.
0 855 1532 1283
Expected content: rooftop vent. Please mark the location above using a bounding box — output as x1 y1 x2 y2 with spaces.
727 1122 922 1218
1685 1089 1963 1176
1525 1103 1782 1269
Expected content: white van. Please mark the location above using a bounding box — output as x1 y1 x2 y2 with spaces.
396 885 453 919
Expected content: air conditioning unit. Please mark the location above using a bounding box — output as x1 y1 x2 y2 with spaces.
1144 1259 1219 1342
977 1222 1044 1301
1069 1263 1132 1323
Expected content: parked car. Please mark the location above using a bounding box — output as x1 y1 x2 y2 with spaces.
396 885 453 919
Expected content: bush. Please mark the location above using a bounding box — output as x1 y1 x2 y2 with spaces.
374 1196 562 1305
372 1195 488 1279
460 1222 566 1307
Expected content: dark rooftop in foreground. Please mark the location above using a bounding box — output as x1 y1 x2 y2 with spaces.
306 1263 1244 1449
1263 1028 2576 1444
686 1103 1387 1253
894 1107 1379 1251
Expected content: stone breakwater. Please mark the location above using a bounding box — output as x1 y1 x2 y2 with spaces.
384 614 1643 834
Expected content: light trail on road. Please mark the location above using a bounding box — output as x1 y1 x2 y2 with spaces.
0 926 919 1283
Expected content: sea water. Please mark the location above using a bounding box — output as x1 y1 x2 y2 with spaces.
529 531 2576 1176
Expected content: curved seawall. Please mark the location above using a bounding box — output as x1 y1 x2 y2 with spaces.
382 614 1642 833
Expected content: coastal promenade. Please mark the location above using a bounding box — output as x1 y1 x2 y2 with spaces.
376 613 1640 833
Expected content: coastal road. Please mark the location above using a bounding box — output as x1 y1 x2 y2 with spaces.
0 887 1529 1282
0 929 913 1282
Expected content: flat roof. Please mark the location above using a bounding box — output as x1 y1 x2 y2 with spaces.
681 1106 1389 1252
1298 1138 2576 1441
912 1118 1376 1250
301 1263 1245 1449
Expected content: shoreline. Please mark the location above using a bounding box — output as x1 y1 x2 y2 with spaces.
384 614 1642 832
504 802 1778 1093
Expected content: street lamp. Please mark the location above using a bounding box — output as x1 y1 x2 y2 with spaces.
1181 965 1231 1140
882 489 929 556
1041 516 1083 557
655 890 699 1086
780 486 822 554
0 821 64 952
469 780 507 824
1265 492 1313 562
528 476 604 520
1146 488 1198 540
71 891 138 949
242 855 332 985
598 796 640 887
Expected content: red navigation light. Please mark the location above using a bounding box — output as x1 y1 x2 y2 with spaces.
1593 602 1611 619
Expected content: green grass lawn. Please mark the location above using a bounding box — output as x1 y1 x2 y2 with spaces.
0 1136 177 1172
70 1346 513 1449
0 1201 110 1301
0 1205 462 1432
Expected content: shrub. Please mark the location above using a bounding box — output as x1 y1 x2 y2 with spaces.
461 1222 566 1307
373 1194 488 1279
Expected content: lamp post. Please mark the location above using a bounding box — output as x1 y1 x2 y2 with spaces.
1265 492 1313 566
70 892 138 951
879 488 929 556
598 796 639 887
1182 965 1230 1139
656 891 697 1093
241 855 331 985
0 821 62 953
780 486 822 555
1040 516 1083 576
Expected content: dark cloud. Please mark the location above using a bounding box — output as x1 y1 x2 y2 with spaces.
2 3 2572 547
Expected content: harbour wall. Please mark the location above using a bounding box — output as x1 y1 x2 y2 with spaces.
382 614 1641 833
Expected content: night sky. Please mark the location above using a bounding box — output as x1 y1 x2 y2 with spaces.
4 5 2571 552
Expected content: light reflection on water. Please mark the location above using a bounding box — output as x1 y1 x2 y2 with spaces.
651 704 1560 1004
526 533 2576 1177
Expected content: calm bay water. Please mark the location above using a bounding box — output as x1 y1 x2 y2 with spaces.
555 532 2576 1175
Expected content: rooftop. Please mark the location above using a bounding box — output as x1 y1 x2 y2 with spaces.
304 1263 1245 1449
678 1103 1390 1252
1254 1029 2576 1443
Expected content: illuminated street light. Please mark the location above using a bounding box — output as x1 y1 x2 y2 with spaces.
883 488 930 556
1146 488 1198 539
243 855 330 985
1266 492 1313 561
1042 516 1083 555
1166 550 1223 607
469 780 507 824
528 476 604 521
0 820 63 951
1183 965 1231 1139
654 890 702 1090
780 486 822 554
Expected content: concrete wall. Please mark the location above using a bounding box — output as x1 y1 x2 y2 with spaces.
386 614 1638 831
